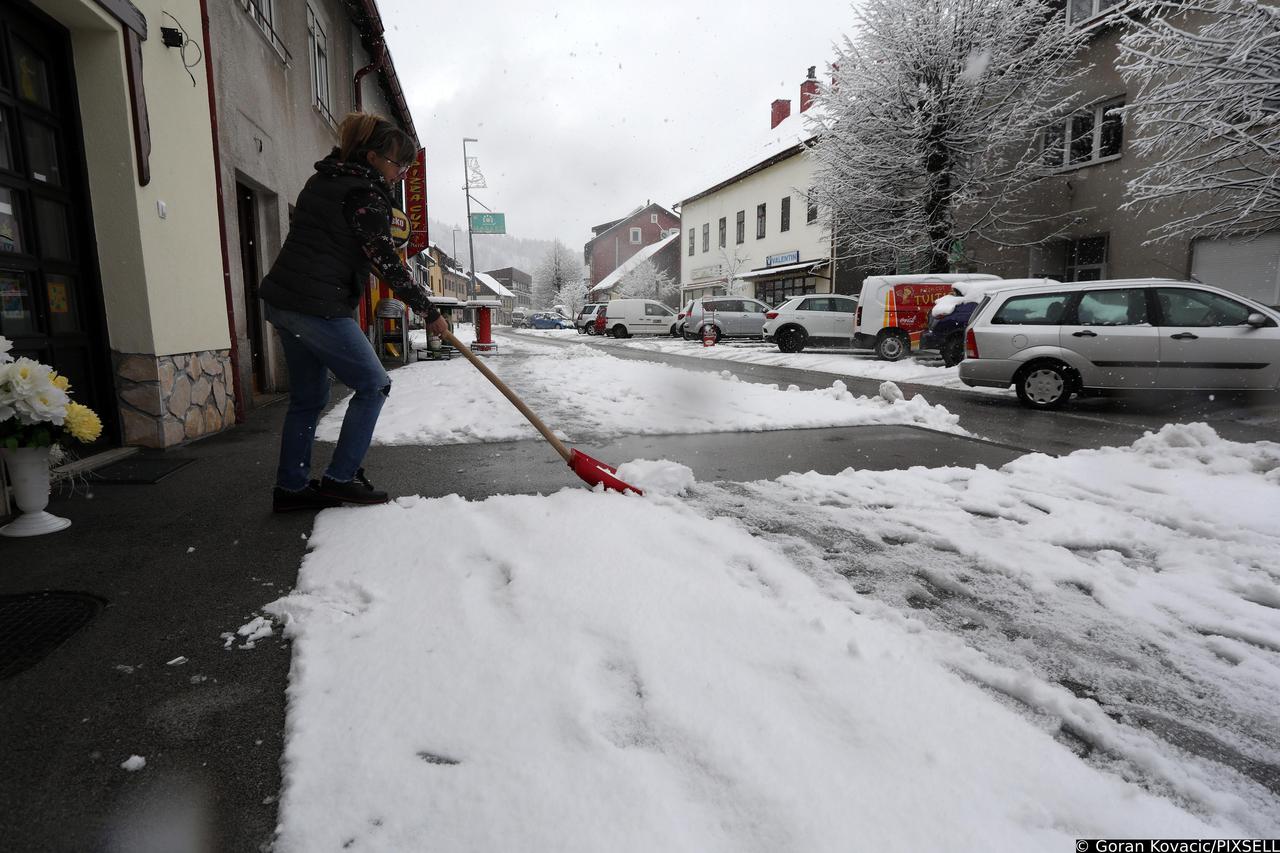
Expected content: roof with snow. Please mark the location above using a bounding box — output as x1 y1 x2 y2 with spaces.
585 202 679 248
589 233 678 295
679 107 821 206
474 271 515 299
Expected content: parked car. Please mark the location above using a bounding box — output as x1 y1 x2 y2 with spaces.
683 297 772 342
601 298 677 338
761 294 861 353
510 308 528 328
854 274 1001 360
576 303 607 335
922 279 1057 366
529 312 574 330
673 300 695 338
960 278 1280 409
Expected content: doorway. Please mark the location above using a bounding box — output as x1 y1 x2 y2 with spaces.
0 0 114 445
235 181 268 395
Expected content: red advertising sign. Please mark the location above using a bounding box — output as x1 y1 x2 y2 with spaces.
405 147 429 258
886 283 954 344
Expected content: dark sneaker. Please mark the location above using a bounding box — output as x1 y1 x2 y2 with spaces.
273 480 343 513
316 468 390 505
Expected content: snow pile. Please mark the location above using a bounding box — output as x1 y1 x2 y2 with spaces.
318 344 966 446
120 755 146 772
614 459 696 495
716 422 1280 828
266 481 1230 852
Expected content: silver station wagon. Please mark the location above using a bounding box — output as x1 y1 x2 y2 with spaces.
959 278 1280 409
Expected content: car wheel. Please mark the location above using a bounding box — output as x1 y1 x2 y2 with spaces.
874 331 909 361
670 324 680 337
585 324 596 336
682 328 692 341
940 335 964 367
777 327 806 353
612 324 629 339
1015 362 1073 410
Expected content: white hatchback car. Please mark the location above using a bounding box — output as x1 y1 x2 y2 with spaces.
960 278 1280 408
761 294 861 352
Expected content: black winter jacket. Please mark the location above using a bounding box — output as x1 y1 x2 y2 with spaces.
260 154 438 322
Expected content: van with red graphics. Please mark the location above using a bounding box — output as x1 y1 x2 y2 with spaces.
854 273 1000 360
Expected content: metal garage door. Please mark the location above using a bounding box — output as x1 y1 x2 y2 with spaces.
1191 233 1280 307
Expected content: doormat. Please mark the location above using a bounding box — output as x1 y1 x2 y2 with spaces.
90 457 196 485
0 591 105 680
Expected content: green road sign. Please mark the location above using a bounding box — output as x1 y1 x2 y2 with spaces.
470 213 506 234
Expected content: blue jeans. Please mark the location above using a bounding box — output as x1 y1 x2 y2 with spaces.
265 303 390 491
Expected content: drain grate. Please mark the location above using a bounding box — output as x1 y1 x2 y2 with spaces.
0 591 105 680
91 457 195 484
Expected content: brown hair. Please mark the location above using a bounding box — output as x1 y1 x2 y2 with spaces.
337 112 416 165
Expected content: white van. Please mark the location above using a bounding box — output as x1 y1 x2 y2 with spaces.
855 273 1000 360
602 299 678 338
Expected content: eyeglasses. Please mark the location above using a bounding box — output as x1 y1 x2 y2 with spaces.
381 153 411 175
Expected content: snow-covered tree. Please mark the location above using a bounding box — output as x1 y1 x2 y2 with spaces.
615 259 680 304
809 0 1087 273
554 276 589 316
1118 1 1280 239
533 241 581 309
718 246 752 297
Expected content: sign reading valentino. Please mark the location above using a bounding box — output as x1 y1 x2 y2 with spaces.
405 147 429 257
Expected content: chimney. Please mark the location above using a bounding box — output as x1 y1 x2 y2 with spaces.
800 66 819 113
771 98 791 129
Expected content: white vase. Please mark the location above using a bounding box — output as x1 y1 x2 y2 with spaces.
0 446 71 537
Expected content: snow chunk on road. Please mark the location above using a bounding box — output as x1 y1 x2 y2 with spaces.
614 459 696 495
120 755 145 772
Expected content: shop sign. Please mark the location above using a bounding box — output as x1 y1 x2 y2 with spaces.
405 147 429 257
766 250 800 267
390 208 410 247
691 264 724 281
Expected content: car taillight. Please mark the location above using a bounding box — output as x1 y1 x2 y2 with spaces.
855 306 862 324
965 328 979 359
765 311 779 320
678 312 685 319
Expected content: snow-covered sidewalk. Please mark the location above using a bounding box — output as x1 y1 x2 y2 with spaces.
317 339 966 446
264 423 1280 851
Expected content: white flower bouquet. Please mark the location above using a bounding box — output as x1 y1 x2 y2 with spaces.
0 334 102 450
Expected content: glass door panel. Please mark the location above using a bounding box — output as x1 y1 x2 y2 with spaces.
0 268 36 335
46 273 78 334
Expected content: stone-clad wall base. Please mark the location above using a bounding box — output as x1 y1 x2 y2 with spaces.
113 350 236 448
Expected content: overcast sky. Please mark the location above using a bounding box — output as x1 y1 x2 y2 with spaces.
378 0 856 251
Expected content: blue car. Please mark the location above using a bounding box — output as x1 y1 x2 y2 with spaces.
529 312 573 329
920 301 977 366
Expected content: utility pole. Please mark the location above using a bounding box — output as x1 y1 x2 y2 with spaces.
462 138 479 303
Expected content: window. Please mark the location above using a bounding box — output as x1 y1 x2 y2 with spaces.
645 302 672 316
757 277 816 306
756 203 766 239
688 228 695 256
780 197 791 232
630 227 642 244
1155 288 1254 327
307 5 333 124
701 223 709 253
243 0 290 63
992 293 1074 325
1067 0 1121 27
1066 234 1109 281
650 213 658 223
735 210 745 244
1044 99 1124 168
1075 289 1147 325
718 217 726 249
806 192 818 224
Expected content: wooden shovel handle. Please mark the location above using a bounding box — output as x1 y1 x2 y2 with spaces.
441 330 573 463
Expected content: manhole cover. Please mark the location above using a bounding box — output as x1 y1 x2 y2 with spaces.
0 591 105 680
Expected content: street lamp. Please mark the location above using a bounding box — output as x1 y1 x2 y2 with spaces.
462 137 479 302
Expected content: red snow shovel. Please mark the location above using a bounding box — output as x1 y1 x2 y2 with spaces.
442 330 644 496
